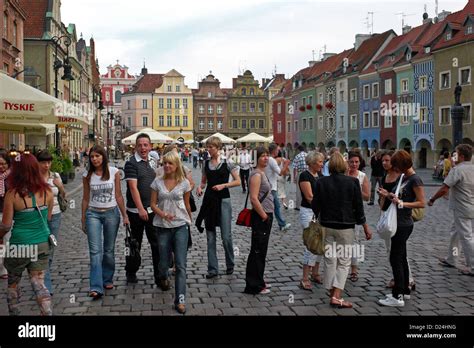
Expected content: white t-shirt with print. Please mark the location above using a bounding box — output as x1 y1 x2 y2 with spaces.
83 166 119 209
264 157 281 191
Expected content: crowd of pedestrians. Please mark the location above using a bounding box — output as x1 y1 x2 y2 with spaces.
0 138 472 315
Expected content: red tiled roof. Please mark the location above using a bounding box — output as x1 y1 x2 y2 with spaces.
20 0 48 39
221 88 232 95
273 80 292 100
125 74 163 94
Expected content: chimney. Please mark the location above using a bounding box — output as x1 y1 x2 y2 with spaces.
402 25 412 34
422 12 432 24
438 10 452 22
354 34 372 50
308 60 320 67
262 78 271 88
322 53 336 61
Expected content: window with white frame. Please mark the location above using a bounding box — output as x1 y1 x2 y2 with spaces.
328 117 334 129
127 100 131 110
277 103 282 114
167 115 172 127
199 120 205 130
241 103 247 112
303 118 307 130
460 67 471 85
350 88 357 102
250 120 256 129
175 115 180 127
400 108 409 125
309 118 313 130
233 102 238 112
176 85 180 92
287 121 291 132
385 79 392 95
198 105 205 114
384 109 393 128
277 121 282 133
318 116 323 130
208 105 214 114
208 120 214 130
419 76 428 91
175 99 180 109
143 99 148 109
207 92 213 98
350 114 357 129
372 83 379 98
328 93 334 103
294 101 298 110
363 112 370 128
401 79 409 93
294 120 298 132
446 31 452 40
142 116 148 127
250 88 255 96
372 111 379 128
159 98 164 109
440 107 451 125
420 107 428 123
440 71 451 89
319 93 324 105
259 120 265 129
183 116 188 127
339 90 345 102
128 117 132 127
167 84 172 92
259 103 264 113
302 97 306 107
241 120 247 129
467 24 473 34
217 120 223 130
363 85 370 99
159 116 164 127
183 98 188 109
463 104 472 124
339 114 344 128
250 103 256 112
309 96 313 106
167 98 172 109
216 104 223 114
232 120 238 128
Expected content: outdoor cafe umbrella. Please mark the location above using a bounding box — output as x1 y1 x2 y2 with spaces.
201 132 236 144
236 132 271 143
121 128 174 145
0 72 91 126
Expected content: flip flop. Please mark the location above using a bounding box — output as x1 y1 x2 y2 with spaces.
309 274 323 284
299 280 312 291
104 284 114 290
349 272 359 282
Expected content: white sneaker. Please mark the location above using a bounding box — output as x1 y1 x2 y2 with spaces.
259 287 271 295
280 223 291 232
386 293 411 300
379 294 405 307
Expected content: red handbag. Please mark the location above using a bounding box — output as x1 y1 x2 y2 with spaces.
236 188 269 228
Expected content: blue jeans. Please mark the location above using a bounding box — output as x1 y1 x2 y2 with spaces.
85 207 120 294
157 225 189 305
45 213 61 294
271 190 286 228
206 198 234 275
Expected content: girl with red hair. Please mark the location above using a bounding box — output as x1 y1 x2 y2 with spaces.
0 153 54 316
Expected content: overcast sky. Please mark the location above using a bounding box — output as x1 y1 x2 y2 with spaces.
62 0 467 88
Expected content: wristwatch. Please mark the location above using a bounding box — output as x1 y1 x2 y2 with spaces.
429 197 434 204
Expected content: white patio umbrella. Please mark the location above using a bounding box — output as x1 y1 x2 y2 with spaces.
0 72 90 125
121 128 174 145
201 132 236 144
267 135 274 142
236 132 272 143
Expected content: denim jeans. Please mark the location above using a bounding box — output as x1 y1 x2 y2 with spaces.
85 207 120 294
156 225 189 305
206 198 234 275
271 190 286 228
45 213 61 294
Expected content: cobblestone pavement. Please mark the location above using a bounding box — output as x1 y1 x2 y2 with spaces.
1 163 473 316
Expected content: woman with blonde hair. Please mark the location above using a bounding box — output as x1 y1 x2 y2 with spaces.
150 151 192 314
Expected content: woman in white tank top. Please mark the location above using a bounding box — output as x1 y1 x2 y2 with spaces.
347 152 370 282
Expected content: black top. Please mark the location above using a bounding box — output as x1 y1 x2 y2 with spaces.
380 175 400 211
124 155 156 210
371 157 385 177
298 170 319 209
312 173 366 230
204 160 231 199
396 174 424 227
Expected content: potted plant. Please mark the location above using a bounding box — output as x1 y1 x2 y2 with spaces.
316 104 323 111
306 104 313 110
299 105 306 112
325 102 334 109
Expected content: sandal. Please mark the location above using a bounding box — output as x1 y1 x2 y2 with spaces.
349 272 359 282
309 274 322 284
104 284 114 290
88 291 103 300
299 280 312 291
330 297 353 309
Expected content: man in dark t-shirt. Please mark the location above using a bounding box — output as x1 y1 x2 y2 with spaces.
369 151 384 205
124 133 159 284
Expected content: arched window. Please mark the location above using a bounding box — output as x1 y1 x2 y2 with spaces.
115 90 122 104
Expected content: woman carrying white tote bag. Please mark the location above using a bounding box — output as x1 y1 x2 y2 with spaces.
376 174 404 240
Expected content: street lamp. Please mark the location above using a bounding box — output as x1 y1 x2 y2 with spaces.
51 35 74 154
